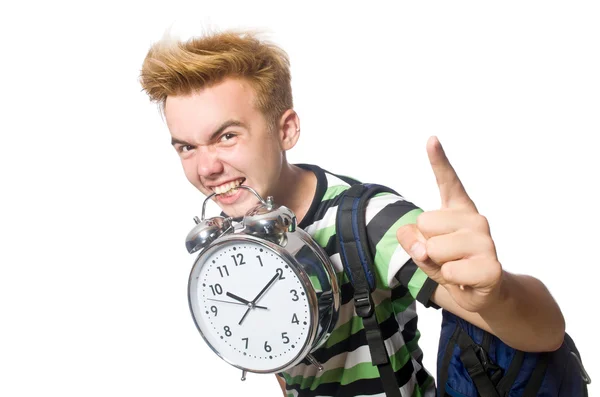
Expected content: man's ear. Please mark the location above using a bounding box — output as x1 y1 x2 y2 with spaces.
278 109 301 151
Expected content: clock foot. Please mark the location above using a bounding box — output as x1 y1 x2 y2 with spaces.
241 370 247 381
305 354 323 371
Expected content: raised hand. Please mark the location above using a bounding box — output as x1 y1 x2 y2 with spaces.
396 136 503 312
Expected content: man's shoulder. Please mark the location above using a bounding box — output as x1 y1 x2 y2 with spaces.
296 163 418 226
296 163 358 189
297 163 401 199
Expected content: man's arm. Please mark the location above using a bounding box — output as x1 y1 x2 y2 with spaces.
431 271 565 352
395 136 565 353
276 374 287 396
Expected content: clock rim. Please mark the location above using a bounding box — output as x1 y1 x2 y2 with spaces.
187 234 320 374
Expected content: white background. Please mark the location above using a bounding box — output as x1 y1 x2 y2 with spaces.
1 1 598 396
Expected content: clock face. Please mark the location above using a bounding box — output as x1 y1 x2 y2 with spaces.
188 238 313 372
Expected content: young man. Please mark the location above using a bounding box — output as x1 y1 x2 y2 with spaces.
139 30 565 396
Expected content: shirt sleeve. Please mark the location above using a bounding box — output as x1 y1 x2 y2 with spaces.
396 259 440 309
365 192 440 308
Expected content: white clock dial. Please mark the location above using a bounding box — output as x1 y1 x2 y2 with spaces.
189 239 313 372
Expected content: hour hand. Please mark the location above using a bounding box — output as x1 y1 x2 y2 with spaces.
226 292 252 305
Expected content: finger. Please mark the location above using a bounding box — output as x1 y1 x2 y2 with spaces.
417 210 491 239
426 230 496 265
426 136 477 211
440 258 502 289
396 223 440 275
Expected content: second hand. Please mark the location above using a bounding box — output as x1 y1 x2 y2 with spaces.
207 298 268 310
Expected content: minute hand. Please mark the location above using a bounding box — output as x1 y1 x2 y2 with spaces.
251 272 280 304
238 272 280 326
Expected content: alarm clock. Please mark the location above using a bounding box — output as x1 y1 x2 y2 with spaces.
185 185 341 380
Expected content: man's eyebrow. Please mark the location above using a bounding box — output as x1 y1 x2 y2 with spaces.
171 120 246 147
171 137 191 146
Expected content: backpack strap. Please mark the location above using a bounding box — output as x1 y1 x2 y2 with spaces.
522 353 550 397
437 324 462 396
336 183 402 397
456 330 502 397
495 349 525 395
438 314 504 397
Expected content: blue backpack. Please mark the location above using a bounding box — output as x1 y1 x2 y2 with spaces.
336 183 591 397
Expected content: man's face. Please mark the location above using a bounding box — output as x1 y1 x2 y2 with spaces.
165 78 285 218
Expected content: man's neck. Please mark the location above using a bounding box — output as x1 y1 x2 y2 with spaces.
273 163 317 225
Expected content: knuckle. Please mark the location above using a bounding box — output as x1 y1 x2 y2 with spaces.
416 211 429 230
485 260 503 284
425 236 440 258
493 261 503 279
416 210 439 234
441 262 454 281
473 232 496 255
474 214 490 232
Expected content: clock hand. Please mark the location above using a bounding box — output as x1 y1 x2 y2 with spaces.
227 291 263 325
207 298 267 310
239 273 280 326
238 307 251 325
226 292 252 305
250 272 280 304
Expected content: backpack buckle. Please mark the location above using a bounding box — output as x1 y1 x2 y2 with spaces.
570 352 592 384
474 345 503 384
354 291 374 317
474 345 490 367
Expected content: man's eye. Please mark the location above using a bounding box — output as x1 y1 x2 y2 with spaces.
220 133 236 142
180 145 194 152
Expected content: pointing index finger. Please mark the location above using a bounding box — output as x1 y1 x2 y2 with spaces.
427 136 477 211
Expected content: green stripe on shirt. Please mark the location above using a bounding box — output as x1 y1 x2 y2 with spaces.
373 208 423 289
283 343 413 389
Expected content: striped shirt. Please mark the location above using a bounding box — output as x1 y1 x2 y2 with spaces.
279 164 438 397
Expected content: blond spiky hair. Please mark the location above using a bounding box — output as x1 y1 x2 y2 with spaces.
139 29 293 127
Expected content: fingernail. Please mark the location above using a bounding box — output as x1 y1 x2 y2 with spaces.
410 242 427 260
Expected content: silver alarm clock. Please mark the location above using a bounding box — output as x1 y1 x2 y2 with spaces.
186 186 340 380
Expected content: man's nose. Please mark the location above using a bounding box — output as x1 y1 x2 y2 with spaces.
196 146 224 177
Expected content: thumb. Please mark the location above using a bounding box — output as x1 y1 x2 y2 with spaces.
396 224 442 282
396 223 429 264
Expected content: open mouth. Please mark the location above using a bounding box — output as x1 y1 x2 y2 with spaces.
213 178 246 197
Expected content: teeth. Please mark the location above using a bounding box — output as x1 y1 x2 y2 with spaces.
214 179 244 195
